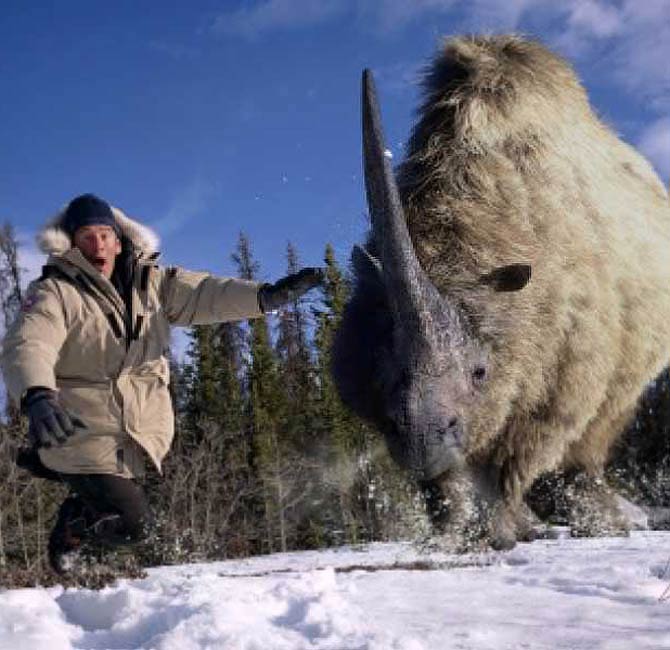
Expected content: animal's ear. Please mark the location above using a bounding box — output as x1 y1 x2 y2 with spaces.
352 245 383 284
480 264 531 292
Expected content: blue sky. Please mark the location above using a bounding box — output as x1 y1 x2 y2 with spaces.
1 0 669 287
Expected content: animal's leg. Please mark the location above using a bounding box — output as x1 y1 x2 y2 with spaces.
563 407 636 536
514 500 543 542
423 466 497 551
563 470 630 536
425 462 524 551
489 468 524 550
567 406 636 475
492 415 586 549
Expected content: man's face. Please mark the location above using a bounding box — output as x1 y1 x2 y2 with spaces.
73 225 122 279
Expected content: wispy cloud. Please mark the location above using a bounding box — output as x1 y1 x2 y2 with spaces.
638 117 670 182
151 178 221 239
210 0 668 102
565 0 623 38
211 0 346 39
550 0 670 110
354 0 458 34
463 0 550 31
374 60 423 94
209 0 670 126
211 0 465 39
148 40 199 62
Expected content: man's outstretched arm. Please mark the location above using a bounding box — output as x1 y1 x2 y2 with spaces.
161 266 325 326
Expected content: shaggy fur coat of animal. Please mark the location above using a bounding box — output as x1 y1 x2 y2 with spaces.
334 35 670 545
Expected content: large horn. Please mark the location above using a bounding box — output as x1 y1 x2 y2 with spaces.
362 69 433 316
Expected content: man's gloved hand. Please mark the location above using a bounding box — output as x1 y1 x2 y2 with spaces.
258 267 325 312
22 388 85 449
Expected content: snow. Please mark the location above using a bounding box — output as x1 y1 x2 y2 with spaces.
2 532 670 649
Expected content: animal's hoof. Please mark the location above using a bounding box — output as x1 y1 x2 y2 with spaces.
516 527 538 543
490 533 517 551
488 503 520 551
515 503 542 543
566 474 633 537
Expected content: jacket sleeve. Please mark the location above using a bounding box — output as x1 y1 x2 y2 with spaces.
1 279 68 404
159 266 264 326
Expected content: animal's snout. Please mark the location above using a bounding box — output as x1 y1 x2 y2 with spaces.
422 417 466 480
433 417 463 447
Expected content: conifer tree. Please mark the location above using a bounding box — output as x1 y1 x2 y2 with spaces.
233 233 297 552
313 244 351 448
155 265 250 558
183 325 219 436
0 223 23 427
0 223 63 577
0 223 22 331
311 243 423 544
311 243 367 543
274 243 322 546
276 243 317 448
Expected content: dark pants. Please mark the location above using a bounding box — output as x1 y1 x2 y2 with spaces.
58 473 153 546
17 447 153 548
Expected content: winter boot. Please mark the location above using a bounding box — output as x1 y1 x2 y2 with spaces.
47 495 90 575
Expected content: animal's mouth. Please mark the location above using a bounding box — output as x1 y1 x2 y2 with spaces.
421 423 466 479
386 418 466 480
423 445 465 480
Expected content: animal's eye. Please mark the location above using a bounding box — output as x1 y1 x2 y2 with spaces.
472 366 487 385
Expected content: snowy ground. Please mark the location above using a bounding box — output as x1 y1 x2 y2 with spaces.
2 531 670 650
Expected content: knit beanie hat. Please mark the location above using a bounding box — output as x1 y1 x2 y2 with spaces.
62 194 120 238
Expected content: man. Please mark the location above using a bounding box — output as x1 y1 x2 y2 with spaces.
1 193 323 574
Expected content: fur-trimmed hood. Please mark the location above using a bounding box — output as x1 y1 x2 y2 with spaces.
37 204 160 256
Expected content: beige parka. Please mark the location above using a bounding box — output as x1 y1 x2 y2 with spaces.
1 207 263 478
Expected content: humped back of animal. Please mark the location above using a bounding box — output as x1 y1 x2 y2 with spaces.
394 34 670 453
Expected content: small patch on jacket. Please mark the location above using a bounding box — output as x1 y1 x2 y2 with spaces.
116 448 125 473
20 293 41 313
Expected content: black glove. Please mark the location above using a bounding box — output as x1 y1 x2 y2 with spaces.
258 267 325 312
22 388 85 449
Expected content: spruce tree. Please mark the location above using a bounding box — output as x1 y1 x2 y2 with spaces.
274 243 322 547
154 261 250 560
313 244 351 449
234 233 297 552
311 243 366 543
312 243 424 544
276 243 317 447
0 223 64 578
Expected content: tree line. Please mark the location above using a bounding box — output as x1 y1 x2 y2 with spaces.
0 225 425 585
